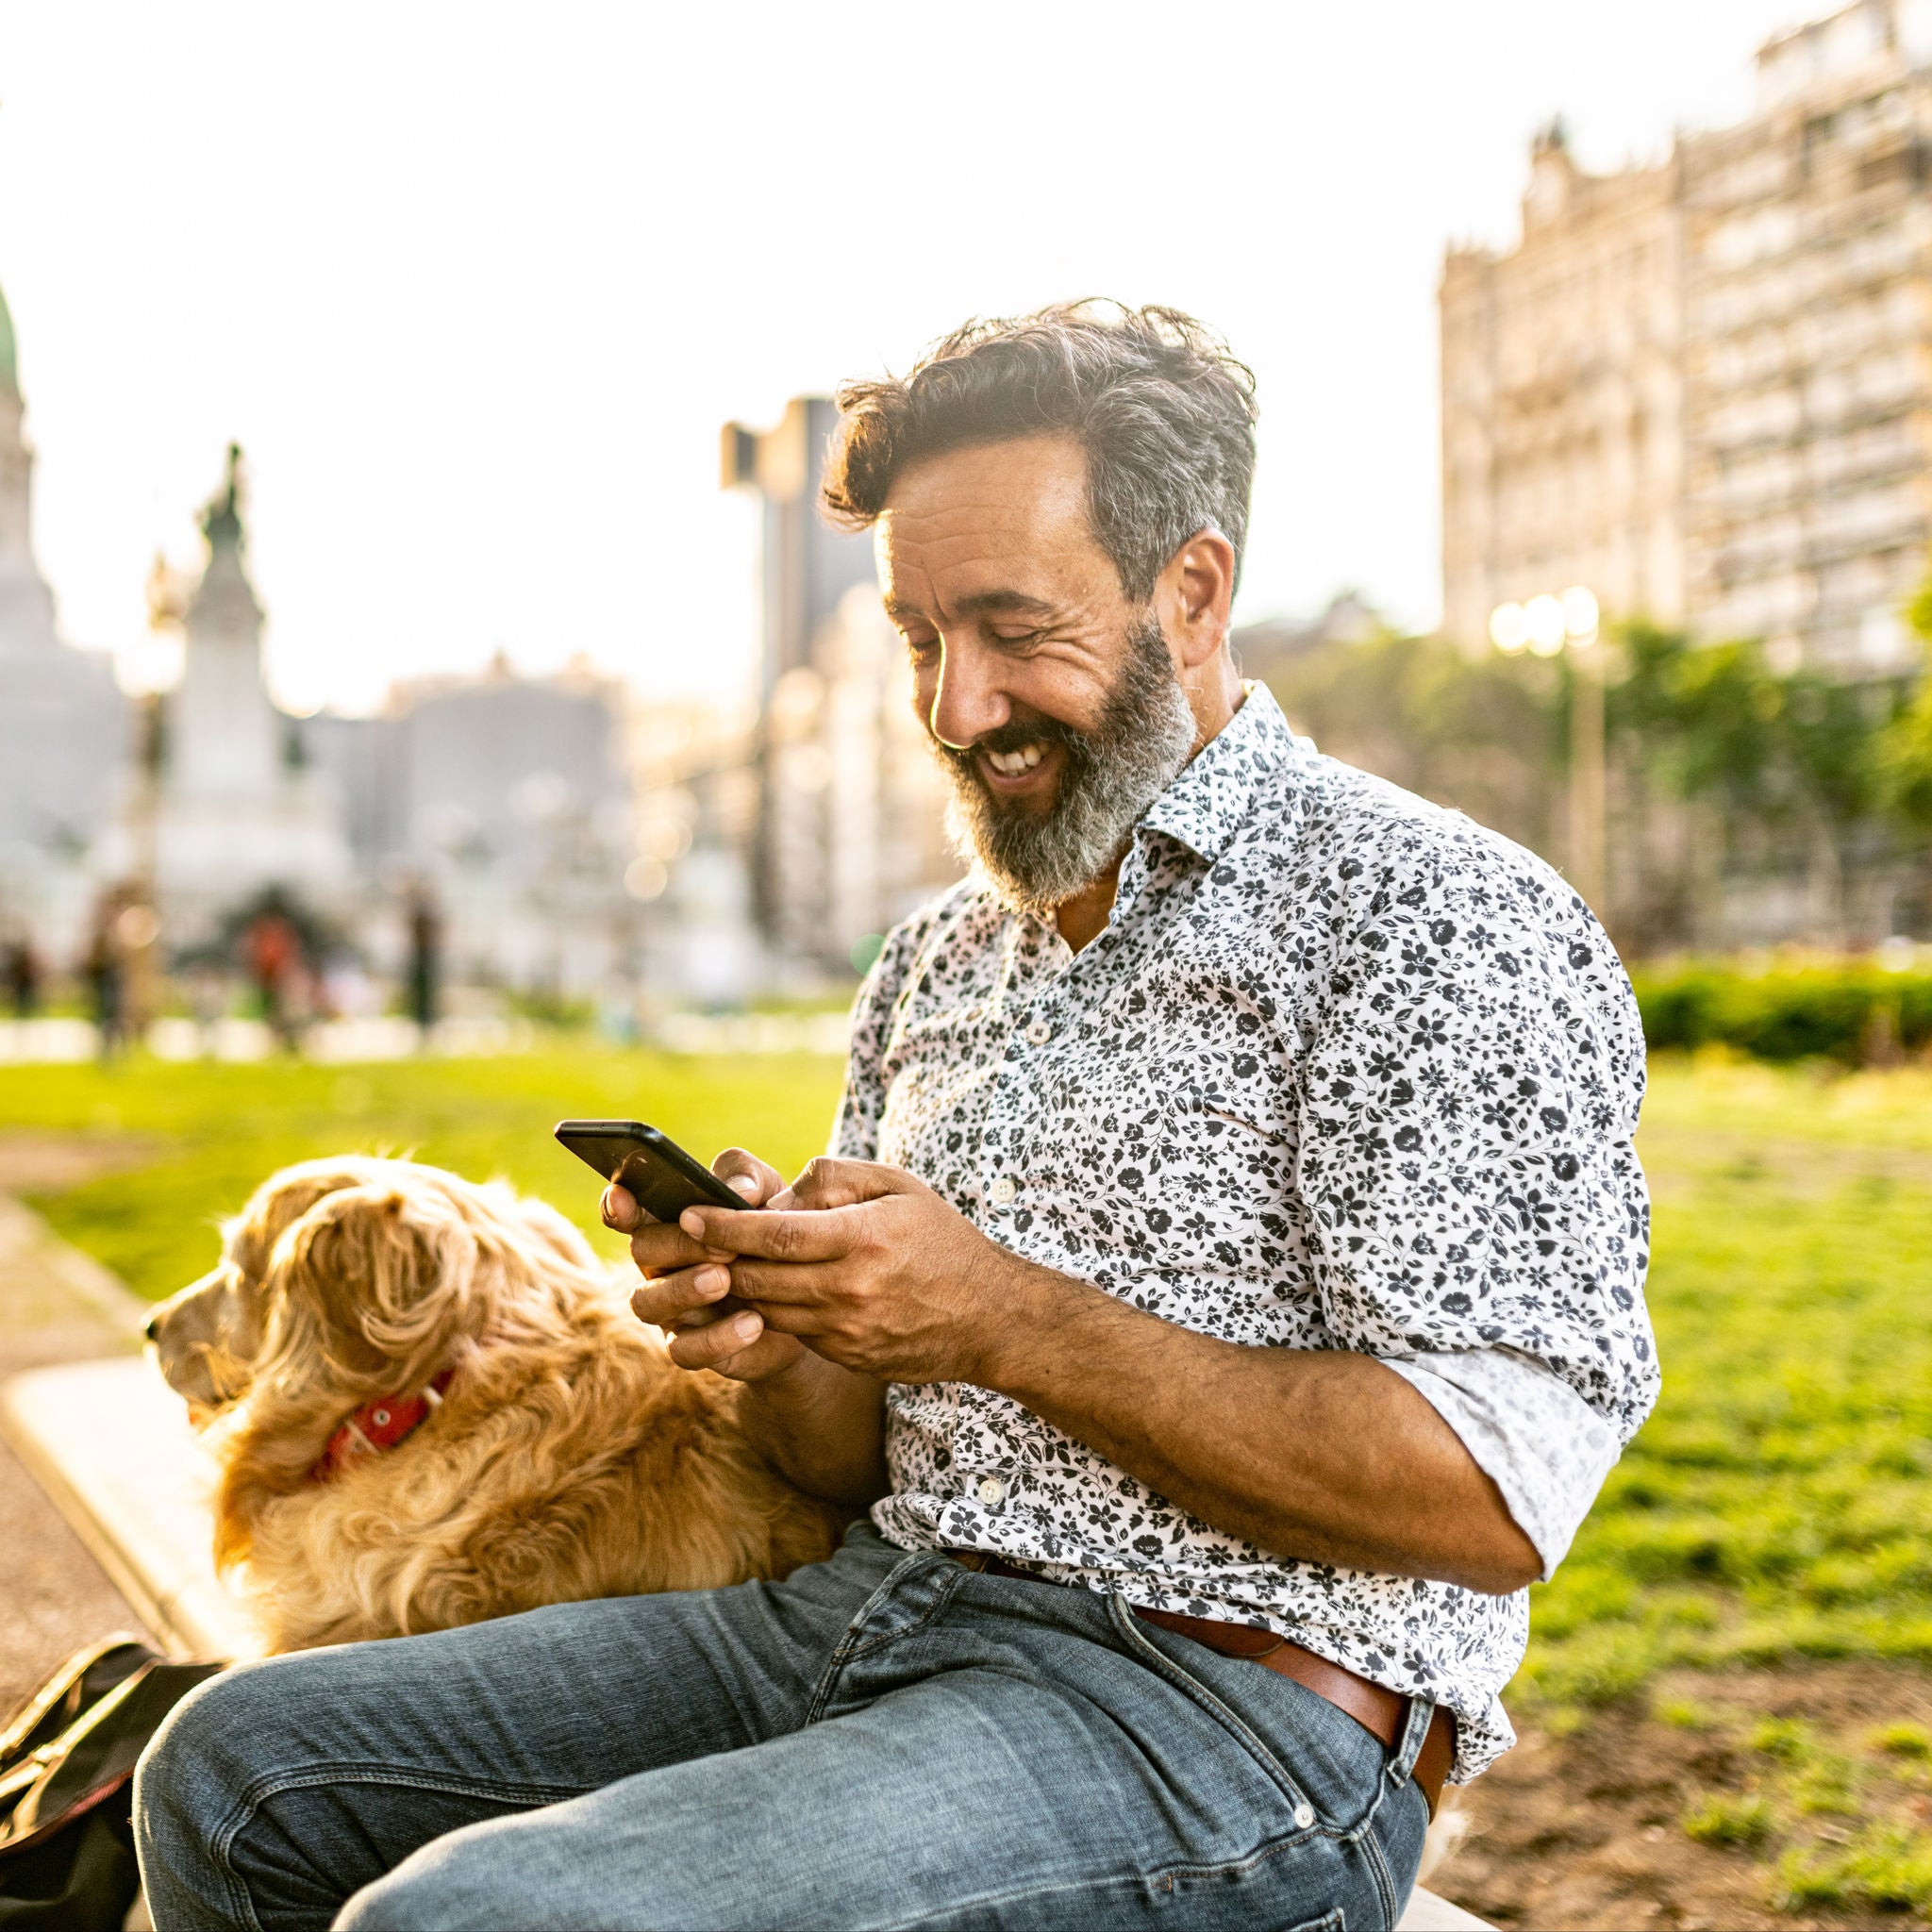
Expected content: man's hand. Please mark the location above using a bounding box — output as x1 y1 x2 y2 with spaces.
604 1147 891 1509
603 1147 808 1384
675 1158 1052 1385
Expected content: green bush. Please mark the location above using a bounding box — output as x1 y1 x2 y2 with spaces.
1631 961 1932 1064
1683 1792 1776 1847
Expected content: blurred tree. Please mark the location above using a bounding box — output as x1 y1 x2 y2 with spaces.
1266 614 1927 954
1874 583 1932 934
1880 679 1932 829
1265 628 1562 860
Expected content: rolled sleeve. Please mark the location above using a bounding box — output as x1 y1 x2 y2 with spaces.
1383 1347 1621 1576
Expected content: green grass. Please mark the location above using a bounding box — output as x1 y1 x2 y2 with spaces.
1778 1824 1932 1914
0 1047 847 1298
1683 1791 1776 1846
1521 1056 1932 1712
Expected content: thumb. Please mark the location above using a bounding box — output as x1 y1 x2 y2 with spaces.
712 1147 784 1207
786 1157 908 1211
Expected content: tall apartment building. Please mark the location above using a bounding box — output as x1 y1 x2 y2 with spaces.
1441 131 1686 650
1442 0 1932 674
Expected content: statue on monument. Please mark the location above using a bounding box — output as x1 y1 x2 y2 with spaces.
199 441 245 552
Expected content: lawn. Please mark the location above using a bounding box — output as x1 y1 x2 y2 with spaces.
1531 1058 1932 1708
3 1045 1930 1915
0 1047 847 1298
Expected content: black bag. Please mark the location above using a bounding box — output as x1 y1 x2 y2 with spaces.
0 1636 225 1929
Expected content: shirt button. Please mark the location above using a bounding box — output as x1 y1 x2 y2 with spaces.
1293 1802 1315 1830
988 1176 1017 1208
976 1476 1006 1506
1025 1019 1051 1045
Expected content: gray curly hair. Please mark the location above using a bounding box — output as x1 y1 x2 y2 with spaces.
821 301 1258 602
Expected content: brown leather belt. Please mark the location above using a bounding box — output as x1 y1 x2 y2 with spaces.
946 1550 1455 1818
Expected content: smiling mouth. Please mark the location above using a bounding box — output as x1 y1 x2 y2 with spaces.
981 742 1045 777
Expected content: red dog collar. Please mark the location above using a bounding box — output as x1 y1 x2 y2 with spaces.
310 1369 456 1483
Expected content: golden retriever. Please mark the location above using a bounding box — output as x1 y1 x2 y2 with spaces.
145 1154 850 1653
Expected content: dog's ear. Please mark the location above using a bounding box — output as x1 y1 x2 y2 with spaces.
260 1183 473 1390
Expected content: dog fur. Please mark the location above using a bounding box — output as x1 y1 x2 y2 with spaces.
146 1155 851 1652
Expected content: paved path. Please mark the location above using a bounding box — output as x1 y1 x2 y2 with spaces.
0 1191 158 1716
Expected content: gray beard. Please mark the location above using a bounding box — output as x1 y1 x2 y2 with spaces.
934 617 1199 920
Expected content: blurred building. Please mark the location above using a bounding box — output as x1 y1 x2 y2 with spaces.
627 697 763 1009
100 446 358 948
721 399 958 979
0 284 643 1001
0 277 130 958
1441 127 1685 649
721 399 878 700
89 441 638 996
1441 0 1932 674
759 586 959 974
300 657 639 994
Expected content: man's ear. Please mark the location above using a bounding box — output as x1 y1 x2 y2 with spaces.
262 1185 463 1384
1156 527 1238 676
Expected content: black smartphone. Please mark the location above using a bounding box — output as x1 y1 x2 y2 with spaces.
553 1121 748 1224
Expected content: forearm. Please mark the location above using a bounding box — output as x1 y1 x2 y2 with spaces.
984 1260 1541 1594
738 1348 889 1509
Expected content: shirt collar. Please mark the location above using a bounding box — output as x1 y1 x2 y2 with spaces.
1138 681 1298 866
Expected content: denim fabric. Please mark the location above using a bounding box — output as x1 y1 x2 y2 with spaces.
136 1527 1431 1932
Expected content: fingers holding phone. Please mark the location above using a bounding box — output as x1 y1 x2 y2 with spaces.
581 1139 802 1383
629 1241 808 1382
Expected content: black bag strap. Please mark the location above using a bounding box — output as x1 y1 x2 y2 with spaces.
0 1654 225 1858
0 1640 154 1772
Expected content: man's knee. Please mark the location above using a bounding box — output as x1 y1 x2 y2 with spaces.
136 1665 250 1837
135 1662 299 1925
136 1655 329 1859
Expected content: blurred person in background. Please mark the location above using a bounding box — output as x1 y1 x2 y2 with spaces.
406 879 441 1044
139 304 1659 1932
241 894 307 1053
82 890 129 1060
3 924 42 1020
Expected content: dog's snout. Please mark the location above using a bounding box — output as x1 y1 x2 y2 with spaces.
144 1308 162 1343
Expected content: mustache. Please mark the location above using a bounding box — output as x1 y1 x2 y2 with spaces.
934 714 1085 767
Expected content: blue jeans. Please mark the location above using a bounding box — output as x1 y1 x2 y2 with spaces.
136 1526 1431 1930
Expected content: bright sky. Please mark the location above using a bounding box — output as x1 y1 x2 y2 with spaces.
2 0 1824 713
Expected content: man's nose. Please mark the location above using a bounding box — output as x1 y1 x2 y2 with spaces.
926 643 1010 751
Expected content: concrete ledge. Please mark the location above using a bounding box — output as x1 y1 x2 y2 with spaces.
1396 1886 1492 1930
0 1353 1491 1928
0 1356 260 1661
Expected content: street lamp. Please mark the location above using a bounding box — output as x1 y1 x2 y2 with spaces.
1489 589 1606 914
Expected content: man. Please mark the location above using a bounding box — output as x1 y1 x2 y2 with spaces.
138 304 1657 1930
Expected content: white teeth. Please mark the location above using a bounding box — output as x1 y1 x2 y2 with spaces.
985 743 1044 776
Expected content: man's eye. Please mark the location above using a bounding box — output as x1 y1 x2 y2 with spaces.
991 628 1041 647
903 634 940 658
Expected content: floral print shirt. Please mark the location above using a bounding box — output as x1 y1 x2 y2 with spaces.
833 684 1657 1780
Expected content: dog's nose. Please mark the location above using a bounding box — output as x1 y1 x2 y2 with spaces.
144 1310 161 1343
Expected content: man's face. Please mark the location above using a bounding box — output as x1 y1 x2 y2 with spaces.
875 436 1198 914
